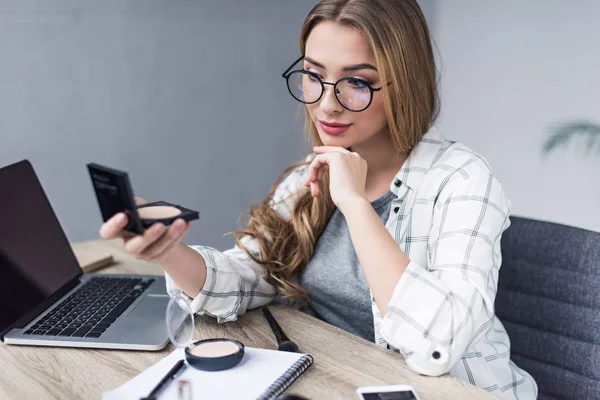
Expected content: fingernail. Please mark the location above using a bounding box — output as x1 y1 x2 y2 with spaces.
152 224 163 235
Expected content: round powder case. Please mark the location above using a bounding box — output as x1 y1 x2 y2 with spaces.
184 338 245 371
166 290 245 371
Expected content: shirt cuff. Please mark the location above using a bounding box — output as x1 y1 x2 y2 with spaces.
164 246 217 316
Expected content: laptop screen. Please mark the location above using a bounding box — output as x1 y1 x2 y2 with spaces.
0 160 82 336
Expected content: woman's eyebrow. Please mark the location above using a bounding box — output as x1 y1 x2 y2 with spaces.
304 56 378 72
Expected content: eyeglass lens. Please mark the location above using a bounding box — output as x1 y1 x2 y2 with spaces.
287 71 372 111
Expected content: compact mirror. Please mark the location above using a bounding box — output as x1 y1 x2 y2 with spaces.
166 290 195 347
166 290 245 371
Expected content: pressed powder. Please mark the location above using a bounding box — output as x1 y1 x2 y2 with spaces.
88 163 199 234
137 205 182 219
190 341 240 358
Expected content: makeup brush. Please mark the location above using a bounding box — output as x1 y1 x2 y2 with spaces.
262 307 299 353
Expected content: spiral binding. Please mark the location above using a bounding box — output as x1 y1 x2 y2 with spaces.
257 354 314 400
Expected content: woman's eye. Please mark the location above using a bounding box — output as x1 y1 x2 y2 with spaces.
347 78 368 88
305 72 322 81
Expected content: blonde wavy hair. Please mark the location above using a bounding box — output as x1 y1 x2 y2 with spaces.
226 0 439 303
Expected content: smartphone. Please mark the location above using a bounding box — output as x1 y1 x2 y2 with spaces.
356 385 421 400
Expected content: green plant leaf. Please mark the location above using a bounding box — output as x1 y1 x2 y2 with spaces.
543 120 600 156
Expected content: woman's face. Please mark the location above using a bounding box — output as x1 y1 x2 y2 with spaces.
303 21 388 149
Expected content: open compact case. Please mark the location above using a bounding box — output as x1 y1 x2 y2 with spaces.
87 163 199 234
166 290 245 371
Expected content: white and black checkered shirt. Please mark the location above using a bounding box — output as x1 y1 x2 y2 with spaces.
166 128 538 399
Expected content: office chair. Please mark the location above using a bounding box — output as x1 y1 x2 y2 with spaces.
497 216 600 399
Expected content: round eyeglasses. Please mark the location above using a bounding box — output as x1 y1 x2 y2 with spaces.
281 56 383 112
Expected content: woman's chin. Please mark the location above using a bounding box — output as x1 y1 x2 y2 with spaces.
319 133 350 147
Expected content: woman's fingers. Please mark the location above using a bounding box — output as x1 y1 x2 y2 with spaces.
312 164 328 197
123 223 167 257
310 180 324 197
306 153 334 197
306 154 330 185
305 147 351 192
99 213 129 240
317 164 327 181
313 146 351 154
100 196 148 241
141 220 192 262
99 202 192 263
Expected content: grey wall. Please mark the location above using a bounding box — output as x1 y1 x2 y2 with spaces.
431 1 600 232
0 0 317 249
416 0 437 38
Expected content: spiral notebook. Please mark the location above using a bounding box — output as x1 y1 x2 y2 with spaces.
103 347 313 400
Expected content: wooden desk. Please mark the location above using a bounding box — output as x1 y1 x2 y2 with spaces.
0 239 498 400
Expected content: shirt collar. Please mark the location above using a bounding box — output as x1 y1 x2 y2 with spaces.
389 127 447 197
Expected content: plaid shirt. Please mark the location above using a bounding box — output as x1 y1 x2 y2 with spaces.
166 128 538 399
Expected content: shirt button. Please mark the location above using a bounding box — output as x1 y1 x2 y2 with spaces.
432 351 441 360
394 179 402 187
393 207 399 213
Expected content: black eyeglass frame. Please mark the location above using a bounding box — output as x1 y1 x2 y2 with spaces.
281 55 384 112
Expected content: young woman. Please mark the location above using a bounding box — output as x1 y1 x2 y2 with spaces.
100 0 537 398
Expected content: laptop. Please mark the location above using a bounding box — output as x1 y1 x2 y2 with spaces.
0 160 171 350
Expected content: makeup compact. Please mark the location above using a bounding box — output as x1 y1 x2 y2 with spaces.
87 163 199 234
185 338 245 371
166 290 245 371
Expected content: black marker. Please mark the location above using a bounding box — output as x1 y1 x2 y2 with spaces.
263 307 299 353
140 359 186 400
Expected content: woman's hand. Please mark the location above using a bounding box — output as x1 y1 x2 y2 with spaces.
99 196 193 263
305 146 368 214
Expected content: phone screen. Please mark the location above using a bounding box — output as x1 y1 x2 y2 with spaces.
361 391 417 400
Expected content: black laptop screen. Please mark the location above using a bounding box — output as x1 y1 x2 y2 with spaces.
0 160 82 335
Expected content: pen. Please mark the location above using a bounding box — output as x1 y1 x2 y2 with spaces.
140 359 186 400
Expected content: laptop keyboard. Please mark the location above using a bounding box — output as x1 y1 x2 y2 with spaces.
23 277 155 339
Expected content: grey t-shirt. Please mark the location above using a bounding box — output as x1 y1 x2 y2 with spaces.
298 191 395 342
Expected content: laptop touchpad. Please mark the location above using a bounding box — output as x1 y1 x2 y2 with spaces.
125 295 169 319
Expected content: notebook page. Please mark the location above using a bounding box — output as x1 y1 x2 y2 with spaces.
103 347 308 400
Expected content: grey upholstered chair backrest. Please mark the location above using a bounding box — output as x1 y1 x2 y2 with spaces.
497 216 600 400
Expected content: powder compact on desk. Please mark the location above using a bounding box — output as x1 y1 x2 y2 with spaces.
167 290 245 371
87 163 199 234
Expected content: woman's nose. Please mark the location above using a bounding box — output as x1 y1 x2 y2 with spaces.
319 84 343 114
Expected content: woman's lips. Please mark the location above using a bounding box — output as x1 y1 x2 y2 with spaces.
318 120 351 135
